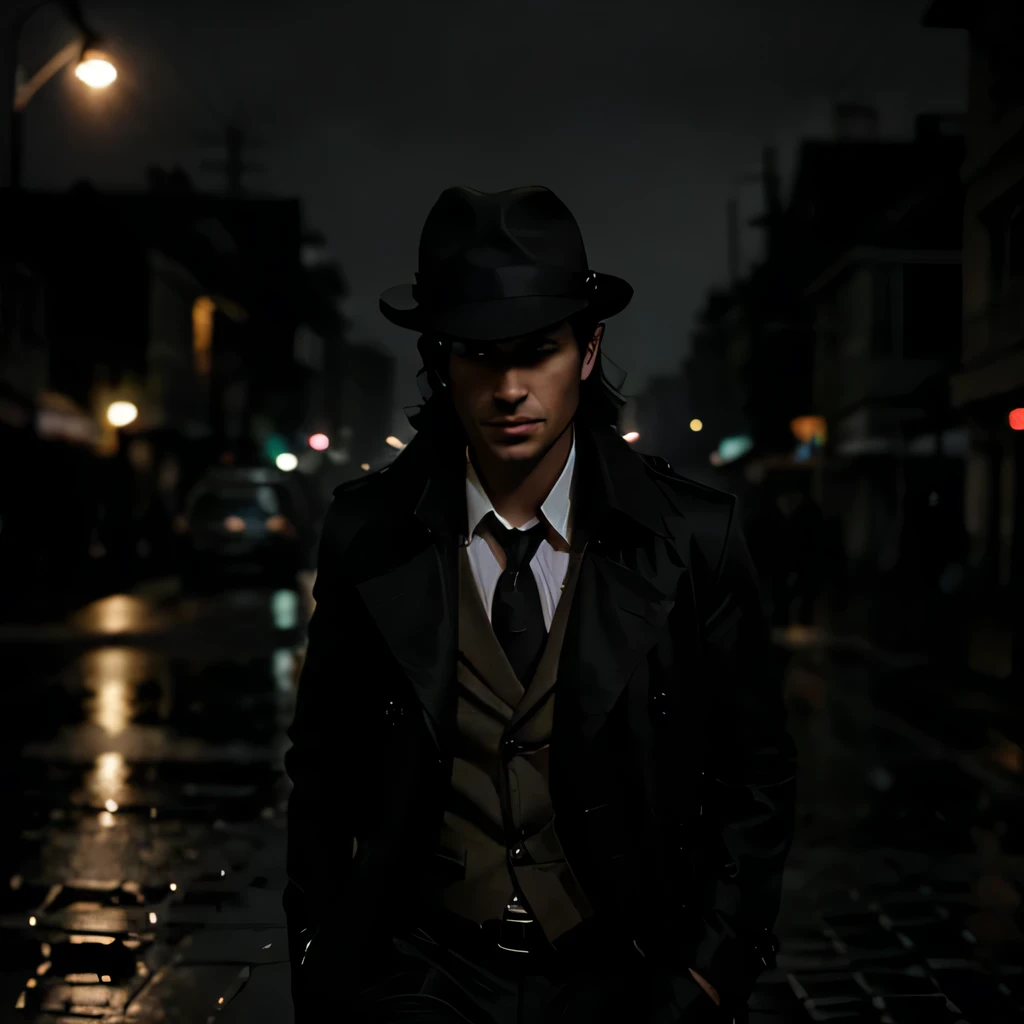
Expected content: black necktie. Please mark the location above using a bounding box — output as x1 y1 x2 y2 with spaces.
486 512 547 683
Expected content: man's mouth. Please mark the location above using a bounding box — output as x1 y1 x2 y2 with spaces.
483 418 544 436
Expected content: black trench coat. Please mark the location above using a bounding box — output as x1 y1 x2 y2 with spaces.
284 416 797 1019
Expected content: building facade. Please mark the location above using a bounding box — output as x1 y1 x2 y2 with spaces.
926 0 1024 676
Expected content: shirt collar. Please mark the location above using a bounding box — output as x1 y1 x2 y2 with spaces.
466 427 576 544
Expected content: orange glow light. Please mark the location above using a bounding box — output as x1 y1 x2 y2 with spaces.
791 415 827 444
1010 408 1024 431
266 515 293 536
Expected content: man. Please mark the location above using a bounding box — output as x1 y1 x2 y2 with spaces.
284 185 797 1023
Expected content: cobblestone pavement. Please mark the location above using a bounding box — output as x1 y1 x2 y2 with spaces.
759 631 1024 1024
0 594 1021 1023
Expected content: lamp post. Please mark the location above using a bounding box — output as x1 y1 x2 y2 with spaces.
3 2 115 351
9 0 117 190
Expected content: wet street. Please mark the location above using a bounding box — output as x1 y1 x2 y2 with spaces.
0 581 311 1024
0 590 1022 1023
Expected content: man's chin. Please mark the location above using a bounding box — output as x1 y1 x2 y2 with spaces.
487 438 543 459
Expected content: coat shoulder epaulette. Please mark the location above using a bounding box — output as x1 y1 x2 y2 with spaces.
636 452 735 508
635 451 737 576
326 466 393 558
331 464 390 500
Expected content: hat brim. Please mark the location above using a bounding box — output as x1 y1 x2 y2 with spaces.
378 273 633 341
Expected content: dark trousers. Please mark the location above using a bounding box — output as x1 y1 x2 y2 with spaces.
350 912 729 1024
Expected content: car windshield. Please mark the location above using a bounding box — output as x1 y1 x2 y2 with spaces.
191 485 290 523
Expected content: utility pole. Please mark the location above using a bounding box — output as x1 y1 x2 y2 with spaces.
727 161 765 286
727 198 741 286
199 123 265 197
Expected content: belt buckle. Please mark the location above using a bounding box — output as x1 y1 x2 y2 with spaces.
497 898 533 955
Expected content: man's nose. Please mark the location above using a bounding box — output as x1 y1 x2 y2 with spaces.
493 370 529 407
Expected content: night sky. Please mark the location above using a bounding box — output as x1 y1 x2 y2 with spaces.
10 0 966 429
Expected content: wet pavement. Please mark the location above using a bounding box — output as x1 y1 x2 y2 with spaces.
0 591 1022 1023
0 580 310 1024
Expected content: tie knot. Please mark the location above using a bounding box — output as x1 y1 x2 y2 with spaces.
486 512 546 573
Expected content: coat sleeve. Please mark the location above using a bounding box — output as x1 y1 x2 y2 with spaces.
283 500 361 1016
686 498 798 1012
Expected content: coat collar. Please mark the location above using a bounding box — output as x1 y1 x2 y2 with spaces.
465 427 577 545
387 415 673 545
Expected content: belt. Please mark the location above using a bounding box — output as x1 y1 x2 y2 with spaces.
415 907 639 982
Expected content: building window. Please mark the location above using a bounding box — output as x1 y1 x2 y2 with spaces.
192 296 215 377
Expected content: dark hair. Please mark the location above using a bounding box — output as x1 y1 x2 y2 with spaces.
408 313 626 433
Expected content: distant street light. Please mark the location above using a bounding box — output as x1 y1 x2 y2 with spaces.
106 401 138 428
1010 408 1024 432
689 418 704 432
308 432 330 451
275 452 298 472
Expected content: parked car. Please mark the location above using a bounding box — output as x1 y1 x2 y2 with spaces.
178 468 305 592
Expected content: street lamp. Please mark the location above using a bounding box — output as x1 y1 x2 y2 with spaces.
8 1 117 190
106 401 137 427
3 3 116 351
73 48 117 89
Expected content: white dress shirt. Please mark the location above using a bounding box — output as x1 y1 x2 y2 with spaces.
465 432 575 631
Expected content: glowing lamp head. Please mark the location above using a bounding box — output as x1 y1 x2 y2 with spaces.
275 452 298 472
106 401 138 427
308 433 329 451
689 418 703 432
622 431 640 444
75 50 117 89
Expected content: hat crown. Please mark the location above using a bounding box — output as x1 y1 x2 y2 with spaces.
379 183 632 341
418 186 588 280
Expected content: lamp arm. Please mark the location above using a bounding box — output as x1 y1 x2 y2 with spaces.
12 36 83 112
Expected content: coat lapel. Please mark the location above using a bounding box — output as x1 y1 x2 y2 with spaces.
556 422 691 743
351 430 463 753
355 537 456 751
561 545 681 742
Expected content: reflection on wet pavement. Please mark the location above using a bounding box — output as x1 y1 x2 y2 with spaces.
0 586 299 1023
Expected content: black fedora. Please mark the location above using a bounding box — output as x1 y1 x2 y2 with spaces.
379 185 633 341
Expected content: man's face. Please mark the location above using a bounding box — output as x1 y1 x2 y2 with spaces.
447 320 602 465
